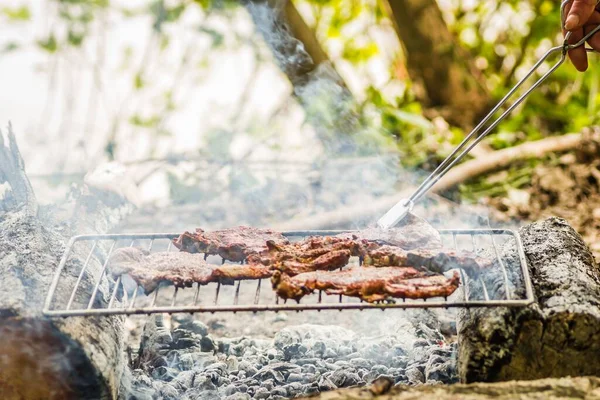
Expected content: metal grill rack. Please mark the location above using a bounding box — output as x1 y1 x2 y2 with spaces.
43 229 534 317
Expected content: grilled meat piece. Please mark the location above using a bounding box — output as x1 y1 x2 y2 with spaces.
336 213 443 250
109 247 272 294
173 226 289 262
361 245 490 276
362 245 408 267
248 236 365 275
405 248 490 276
272 267 460 302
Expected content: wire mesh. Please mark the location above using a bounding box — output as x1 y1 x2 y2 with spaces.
43 229 533 317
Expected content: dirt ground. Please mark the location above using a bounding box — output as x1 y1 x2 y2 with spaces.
487 135 600 262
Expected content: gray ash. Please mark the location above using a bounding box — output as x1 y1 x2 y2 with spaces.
121 313 457 399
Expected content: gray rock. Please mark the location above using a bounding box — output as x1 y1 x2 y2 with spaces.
226 355 239 371
236 384 248 393
318 376 337 391
266 348 278 360
287 372 303 382
159 384 179 399
223 384 237 396
238 361 258 376
350 358 372 369
301 364 318 374
406 367 425 384
193 375 217 391
200 335 217 352
253 387 270 399
223 393 251 400
270 387 287 397
262 379 274 391
425 356 456 384
329 369 361 387
323 348 337 359
171 370 195 390
182 320 209 337
371 364 389 374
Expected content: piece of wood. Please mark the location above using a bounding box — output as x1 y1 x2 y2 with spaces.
298 376 600 399
429 132 596 194
0 125 128 399
457 217 600 382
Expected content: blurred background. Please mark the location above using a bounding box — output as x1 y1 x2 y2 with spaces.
1 0 599 257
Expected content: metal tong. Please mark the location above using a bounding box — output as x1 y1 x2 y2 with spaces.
378 0 600 229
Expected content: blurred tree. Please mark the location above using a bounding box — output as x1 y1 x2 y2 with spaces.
383 0 491 129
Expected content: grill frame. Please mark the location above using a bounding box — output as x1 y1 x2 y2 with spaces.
43 229 534 317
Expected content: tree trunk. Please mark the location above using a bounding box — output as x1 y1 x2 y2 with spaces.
244 0 343 88
0 124 130 399
383 0 491 129
457 217 600 382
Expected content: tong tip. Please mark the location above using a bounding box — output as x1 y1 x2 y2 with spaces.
377 198 414 229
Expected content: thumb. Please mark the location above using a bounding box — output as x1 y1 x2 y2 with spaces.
565 0 597 30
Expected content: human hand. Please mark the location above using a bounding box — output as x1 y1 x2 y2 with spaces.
564 0 600 71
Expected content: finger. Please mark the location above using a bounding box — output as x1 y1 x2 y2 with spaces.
568 28 589 71
565 0 597 30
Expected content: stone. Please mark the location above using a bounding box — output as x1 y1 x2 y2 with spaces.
182 320 209 337
200 335 216 352
158 384 179 399
406 367 425 384
223 393 251 400
223 384 237 396
253 387 270 399
287 373 303 383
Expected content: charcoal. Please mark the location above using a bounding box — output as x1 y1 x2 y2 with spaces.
252 368 285 384
159 384 179 399
406 367 425 384
236 384 248 393
328 368 361 387
181 320 209 337
270 387 287 397
371 364 389 375
223 393 250 400
349 358 372 369
323 348 337 359
222 384 237 396
317 376 337 391
200 335 217 352
151 366 178 382
193 375 217 391
266 348 278 360
171 370 195 390
301 364 318 374
294 357 321 366
425 356 457 383
287 372 303 382
253 387 270 399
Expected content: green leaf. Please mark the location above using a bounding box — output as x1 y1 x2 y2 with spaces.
1 42 19 53
67 29 85 47
134 72 145 90
2 6 31 21
129 114 160 128
37 34 58 53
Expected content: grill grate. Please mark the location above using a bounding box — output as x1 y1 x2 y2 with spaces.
43 229 534 317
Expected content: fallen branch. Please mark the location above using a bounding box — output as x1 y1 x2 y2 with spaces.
430 132 595 194
275 132 596 230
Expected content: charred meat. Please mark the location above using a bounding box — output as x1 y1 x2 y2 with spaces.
272 267 460 302
173 226 289 262
109 247 272 294
336 213 443 250
248 236 366 275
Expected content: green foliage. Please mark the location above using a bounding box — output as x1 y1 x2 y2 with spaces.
37 34 58 53
1 5 31 21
